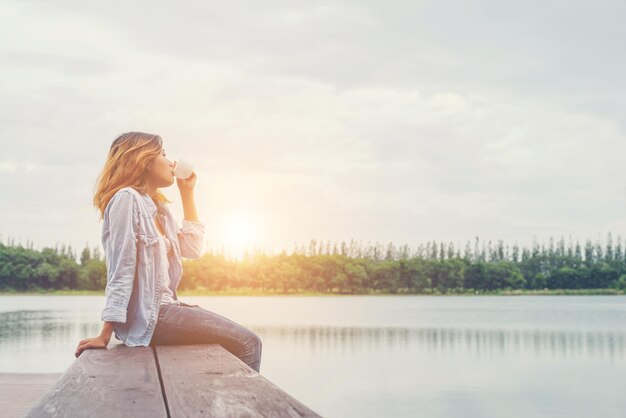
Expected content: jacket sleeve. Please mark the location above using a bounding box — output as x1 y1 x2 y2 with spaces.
100 191 139 324
177 219 205 259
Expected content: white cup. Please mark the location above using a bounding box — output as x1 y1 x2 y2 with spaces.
173 157 194 179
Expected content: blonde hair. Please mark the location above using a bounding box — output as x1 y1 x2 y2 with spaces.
93 131 172 220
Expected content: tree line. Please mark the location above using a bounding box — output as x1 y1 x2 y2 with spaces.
1 234 626 293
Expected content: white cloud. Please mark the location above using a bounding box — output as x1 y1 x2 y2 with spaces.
0 160 18 173
0 0 624 258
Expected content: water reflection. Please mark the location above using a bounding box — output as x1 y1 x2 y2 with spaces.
3 310 624 365
2 297 626 417
250 325 626 362
0 310 102 341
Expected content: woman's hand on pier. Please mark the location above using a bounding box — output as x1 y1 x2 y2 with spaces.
75 335 110 358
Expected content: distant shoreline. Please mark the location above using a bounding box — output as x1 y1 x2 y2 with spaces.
0 288 624 296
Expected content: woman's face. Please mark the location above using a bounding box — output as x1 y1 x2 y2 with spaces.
145 147 176 187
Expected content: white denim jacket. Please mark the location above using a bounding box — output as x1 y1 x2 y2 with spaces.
100 186 205 346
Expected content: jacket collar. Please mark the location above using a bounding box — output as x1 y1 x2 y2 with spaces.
140 192 158 218
132 187 167 218
141 193 169 219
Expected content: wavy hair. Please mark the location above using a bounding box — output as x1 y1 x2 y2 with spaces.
93 131 172 220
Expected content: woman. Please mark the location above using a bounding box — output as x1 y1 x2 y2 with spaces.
74 132 262 373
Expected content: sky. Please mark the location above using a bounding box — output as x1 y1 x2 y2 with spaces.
1 0 625 260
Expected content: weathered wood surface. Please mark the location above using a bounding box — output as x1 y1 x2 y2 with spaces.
25 341 166 418
23 342 322 418
157 344 322 417
0 373 63 418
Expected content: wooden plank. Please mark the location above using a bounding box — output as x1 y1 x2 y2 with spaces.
24 341 167 418
156 344 322 418
0 373 63 418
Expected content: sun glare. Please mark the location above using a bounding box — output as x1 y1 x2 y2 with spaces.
224 214 257 259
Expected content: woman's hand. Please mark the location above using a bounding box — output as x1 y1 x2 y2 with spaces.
75 335 110 358
176 170 197 194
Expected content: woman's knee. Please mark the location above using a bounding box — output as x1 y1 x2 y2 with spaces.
244 330 262 352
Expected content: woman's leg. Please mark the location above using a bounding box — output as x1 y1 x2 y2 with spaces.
149 302 263 373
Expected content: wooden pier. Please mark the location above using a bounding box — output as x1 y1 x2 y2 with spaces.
22 341 321 417
0 373 63 418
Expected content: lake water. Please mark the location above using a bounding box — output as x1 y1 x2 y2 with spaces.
1 295 625 418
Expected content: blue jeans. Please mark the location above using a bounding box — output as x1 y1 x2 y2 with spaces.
149 301 262 373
